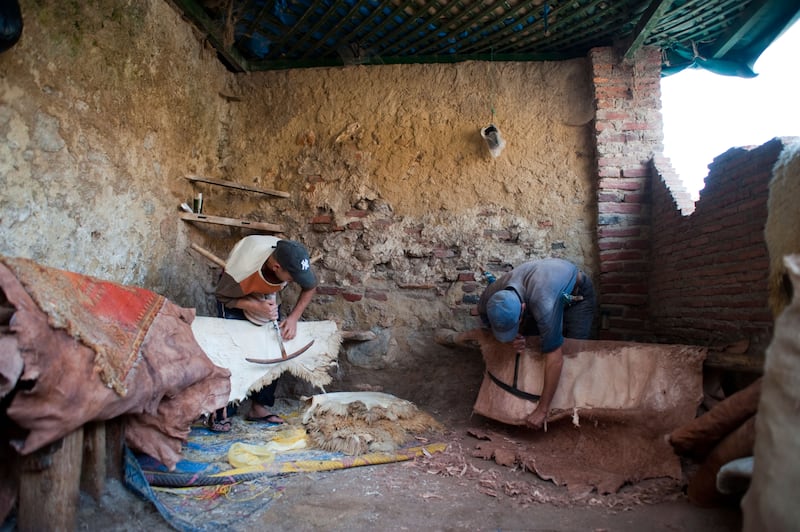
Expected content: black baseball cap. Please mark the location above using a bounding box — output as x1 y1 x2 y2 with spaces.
273 240 317 289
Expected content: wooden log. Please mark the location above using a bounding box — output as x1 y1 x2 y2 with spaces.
19 428 84 531
80 421 106 501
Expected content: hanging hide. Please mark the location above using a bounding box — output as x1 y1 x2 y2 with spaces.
301 391 443 456
742 254 800 530
465 330 706 493
471 331 706 428
765 144 800 317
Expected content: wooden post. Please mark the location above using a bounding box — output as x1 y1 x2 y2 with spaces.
105 418 126 481
81 421 106 500
18 428 84 531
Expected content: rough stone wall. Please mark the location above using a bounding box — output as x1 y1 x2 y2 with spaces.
2 1 599 367
0 0 231 307
210 61 599 361
648 138 796 355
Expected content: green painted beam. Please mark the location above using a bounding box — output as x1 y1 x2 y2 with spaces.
623 0 674 60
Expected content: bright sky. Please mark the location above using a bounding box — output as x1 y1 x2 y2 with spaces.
661 19 800 199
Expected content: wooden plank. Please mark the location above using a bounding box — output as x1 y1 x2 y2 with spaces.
80 421 106 501
341 330 377 342
19 429 84 531
704 350 764 374
186 175 291 198
180 213 283 233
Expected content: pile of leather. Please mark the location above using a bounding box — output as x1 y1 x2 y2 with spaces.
0 256 230 519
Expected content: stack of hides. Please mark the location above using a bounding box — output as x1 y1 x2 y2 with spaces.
668 377 760 506
0 256 232 473
190 316 341 403
301 391 443 455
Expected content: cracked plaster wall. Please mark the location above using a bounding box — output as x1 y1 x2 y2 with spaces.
2 0 599 366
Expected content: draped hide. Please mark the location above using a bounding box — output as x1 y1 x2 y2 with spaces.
0 257 231 471
742 255 800 530
190 316 341 404
468 330 706 493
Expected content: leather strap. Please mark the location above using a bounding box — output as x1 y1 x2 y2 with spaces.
487 352 541 403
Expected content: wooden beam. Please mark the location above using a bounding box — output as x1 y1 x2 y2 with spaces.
165 0 250 72
80 421 106 501
704 350 765 374
709 0 771 59
623 0 674 61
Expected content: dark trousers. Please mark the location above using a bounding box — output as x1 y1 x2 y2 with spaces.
216 302 278 413
562 273 596 339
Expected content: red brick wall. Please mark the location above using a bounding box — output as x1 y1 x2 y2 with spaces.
648 139 785 354
589 46 663 339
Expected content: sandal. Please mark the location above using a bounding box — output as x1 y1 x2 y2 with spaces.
206 414 232 433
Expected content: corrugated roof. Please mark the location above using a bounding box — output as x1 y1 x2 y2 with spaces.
170 0 800 77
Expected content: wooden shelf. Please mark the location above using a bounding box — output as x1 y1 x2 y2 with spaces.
180 213 283 233
186 175 290 198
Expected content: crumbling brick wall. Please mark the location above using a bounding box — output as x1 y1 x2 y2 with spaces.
648 138 794 355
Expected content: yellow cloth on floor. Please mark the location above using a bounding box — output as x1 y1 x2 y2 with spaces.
227 428 308 468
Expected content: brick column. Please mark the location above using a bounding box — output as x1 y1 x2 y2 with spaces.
589 46 663 339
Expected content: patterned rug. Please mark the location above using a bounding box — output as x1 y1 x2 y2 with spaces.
124 400 445 532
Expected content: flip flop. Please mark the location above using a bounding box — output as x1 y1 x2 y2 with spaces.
246 413 285 425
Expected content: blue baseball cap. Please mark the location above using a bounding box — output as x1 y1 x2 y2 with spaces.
486 290 521 343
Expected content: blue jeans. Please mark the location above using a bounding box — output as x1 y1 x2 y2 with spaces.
216 301 278 410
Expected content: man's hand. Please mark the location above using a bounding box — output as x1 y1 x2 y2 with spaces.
279 315 299 340
525 405 548 430
510 334 526 352
238 294 278 322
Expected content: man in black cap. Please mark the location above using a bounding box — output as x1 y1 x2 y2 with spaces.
208 235 318 431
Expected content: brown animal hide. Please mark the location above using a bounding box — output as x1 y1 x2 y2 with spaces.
687 415 756 507
467 331 706 493
0 260 230 469
669 378 761 459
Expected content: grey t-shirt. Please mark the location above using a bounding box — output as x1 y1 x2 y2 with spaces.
477 258 578 352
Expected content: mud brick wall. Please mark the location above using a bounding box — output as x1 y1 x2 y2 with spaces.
647 138 790 354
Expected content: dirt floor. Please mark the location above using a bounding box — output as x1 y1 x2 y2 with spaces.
7 338 743 532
